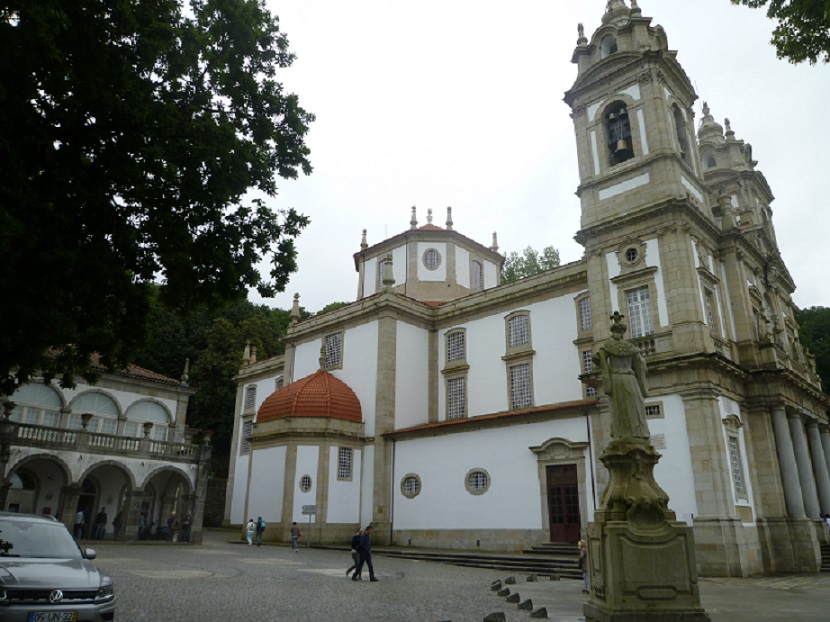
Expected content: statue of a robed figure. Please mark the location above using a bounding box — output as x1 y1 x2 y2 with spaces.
583 313 710 622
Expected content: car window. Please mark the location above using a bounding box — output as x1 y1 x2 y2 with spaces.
0 519 81 558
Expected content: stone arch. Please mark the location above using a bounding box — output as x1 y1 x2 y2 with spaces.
77 459 137 490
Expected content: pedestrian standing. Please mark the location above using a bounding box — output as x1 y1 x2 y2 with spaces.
166 511 178 543
824 513 830 534
578 539 589 594
181 512 192 543
112 511 122 540
138 513 147 540
345 529 362 578
352 525 378 582
255 516 266 546
74 509 86 540
290 521 300 552
246 518 255 545
94 507 108 540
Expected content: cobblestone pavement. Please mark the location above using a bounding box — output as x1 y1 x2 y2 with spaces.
88 531 826 622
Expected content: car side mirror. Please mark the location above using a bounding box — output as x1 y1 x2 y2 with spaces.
83 548 97 560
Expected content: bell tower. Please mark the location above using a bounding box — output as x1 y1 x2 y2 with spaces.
565 0 717 355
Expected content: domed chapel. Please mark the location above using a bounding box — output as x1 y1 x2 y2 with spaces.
225 0 830 576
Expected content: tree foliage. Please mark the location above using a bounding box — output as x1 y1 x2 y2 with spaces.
796 306 830 394
731 0 830 64
502 246 561 283
0 0 314 396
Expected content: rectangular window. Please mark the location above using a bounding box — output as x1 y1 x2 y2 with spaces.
509 363 532 410
507 314 530 349
704 289 717 336
447 377 466 419
471 260 483 290
241 420 253 453
41 410 60 428
324 332 342 369
728 436 747 498
244 386 257 410
98 416 116 435
581 350 594 373
645 404 662 418
579 297 593 331
152 425 168 442
447 331 465 362
586 386 597 397
338 447 353 480
124 421 139 438
626 287 654 338
377 257 387 291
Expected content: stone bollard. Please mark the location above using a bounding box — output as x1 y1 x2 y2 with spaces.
506 593 520 603
497 588 510 597
527 574 538 582
519 599 533 611
505 576 516 585
490 580 502 591
483 613 506 622
530 607 549 618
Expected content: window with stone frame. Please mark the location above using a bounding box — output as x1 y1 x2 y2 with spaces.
401 474 422 498
446 330 466 364
704 288 719 336
446 376 466 420
338 446 353 480
605 101 634 165
727 435 747 499
626 286 654 338
465 469 491 495
299 475 312 492
244 385 256 411
324 332 343 370
509 362 533 410
506 312 531 350
471 259 484 291
9 382 62 427
578 296 593 331
376 256 389 290
241 419 253 453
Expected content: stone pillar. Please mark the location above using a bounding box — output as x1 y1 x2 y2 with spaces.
123 489 148 540
788 411 821 518
60 485 82 531
806 422 830 515
820 425 830 483
0 401 16 511
371 310 397 544
770 407 805 517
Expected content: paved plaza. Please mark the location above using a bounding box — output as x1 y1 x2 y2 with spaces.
88 530 827 621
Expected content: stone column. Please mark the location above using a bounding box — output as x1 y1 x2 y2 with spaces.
806 421 830 515
788 411 820 518
820 425 830 482
372 309 397 544
60 485 82 531
770 406 805 518
123 489 148 540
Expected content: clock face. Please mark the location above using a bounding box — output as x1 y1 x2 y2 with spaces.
423 248 441 270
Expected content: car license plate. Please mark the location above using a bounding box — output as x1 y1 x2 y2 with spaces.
27 612 78 622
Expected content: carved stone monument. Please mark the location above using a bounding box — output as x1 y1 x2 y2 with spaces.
584 313 710 622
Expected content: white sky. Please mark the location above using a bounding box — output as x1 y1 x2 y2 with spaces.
253 0 830 314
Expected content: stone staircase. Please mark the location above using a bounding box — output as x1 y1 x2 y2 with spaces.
821 543 830 573
370 542 581 580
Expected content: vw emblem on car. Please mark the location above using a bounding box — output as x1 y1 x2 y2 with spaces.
49 589 64 603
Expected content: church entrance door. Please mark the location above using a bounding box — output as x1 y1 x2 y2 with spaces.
546 464 580 543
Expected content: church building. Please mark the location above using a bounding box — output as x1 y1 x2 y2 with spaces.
225 0 830 576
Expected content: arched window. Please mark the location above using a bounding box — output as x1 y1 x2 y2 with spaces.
605 102 633 165
705 155 717 169
124 400 171 441
69 391 118 434
10 382 62 427
673 104 689 160
600 34 618 59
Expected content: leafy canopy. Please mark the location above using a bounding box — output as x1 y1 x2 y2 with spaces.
731 0 830 64
502 246 561 283
0 0 314 395
795 306 830 394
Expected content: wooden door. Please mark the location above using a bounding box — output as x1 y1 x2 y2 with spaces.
546 464 581 543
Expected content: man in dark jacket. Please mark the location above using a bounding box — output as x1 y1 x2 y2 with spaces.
352 525 378 582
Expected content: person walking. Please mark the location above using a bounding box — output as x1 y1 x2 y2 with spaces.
246 518 255 545
255 516 266 546
112 511 122 540
94 507 108 540
578 539 589 594
345 528 362 578
166 511 178 543
181 512 192 543
290 522 300 552
352 525 378 582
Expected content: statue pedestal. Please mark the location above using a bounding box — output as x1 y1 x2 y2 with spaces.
584 440 711 622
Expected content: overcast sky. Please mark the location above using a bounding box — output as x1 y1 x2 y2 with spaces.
253 0 830 314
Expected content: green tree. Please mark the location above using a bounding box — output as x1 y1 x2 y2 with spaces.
796 306 830 393
502 246 561 283
0 0 314 396
731 0 830 64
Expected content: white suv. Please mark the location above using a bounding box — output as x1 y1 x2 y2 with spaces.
0 512 116 621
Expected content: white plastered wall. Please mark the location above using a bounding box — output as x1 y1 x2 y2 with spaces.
293 445 319 523
326 446 362 523
247 446 286 523
395 322 429 429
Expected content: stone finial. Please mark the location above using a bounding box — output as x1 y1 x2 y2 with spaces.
410 206 417 230
290 293 301 325
630 0 640 13
318 344 327 371
490 231 499 252
181 358 190 386
426 208 433 224
382 253 395 289
724 118 735 140
577 23 587 46
242 342 251 365
250 345 257 365
446 206 453 231
360 228 368 250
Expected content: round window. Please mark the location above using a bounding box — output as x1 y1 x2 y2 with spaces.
401 474 422 499
625 247 638 263
423 248 442 270
465 469 491 495
299 475 312 492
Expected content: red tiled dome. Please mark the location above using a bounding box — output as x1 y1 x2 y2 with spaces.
257 370 362 423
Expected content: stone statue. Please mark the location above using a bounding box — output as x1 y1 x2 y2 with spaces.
593 312 650 441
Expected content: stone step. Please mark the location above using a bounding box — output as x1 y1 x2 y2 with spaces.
373 549 582 579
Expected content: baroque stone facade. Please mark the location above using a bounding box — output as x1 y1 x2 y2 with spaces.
226 1 830 576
